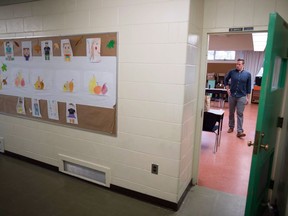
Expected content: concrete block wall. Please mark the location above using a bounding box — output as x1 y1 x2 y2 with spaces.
0 0 197 203
203 0 288 30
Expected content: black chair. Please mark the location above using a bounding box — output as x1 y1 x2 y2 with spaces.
202 111 222 153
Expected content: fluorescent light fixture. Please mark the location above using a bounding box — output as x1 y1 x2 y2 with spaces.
252 32 268 51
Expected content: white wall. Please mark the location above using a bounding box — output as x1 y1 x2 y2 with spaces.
203 0 288 31
0 0 200 203
178 0 203 200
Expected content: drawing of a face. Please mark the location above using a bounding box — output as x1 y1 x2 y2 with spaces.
63 43 72 55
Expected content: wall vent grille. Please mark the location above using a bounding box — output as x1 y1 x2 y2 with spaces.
58 154 111 187
64 161 106 184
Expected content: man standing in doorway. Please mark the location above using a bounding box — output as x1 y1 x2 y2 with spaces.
224 58 251 138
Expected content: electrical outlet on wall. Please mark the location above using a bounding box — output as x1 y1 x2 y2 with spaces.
151 164 158 175
0 137 4 153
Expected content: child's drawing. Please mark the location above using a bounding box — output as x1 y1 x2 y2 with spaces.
4 41 14 61
86 38 101 63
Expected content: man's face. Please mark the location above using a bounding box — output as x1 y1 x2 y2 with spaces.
236 61 244 71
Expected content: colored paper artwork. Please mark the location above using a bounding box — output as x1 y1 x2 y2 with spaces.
106 40 115 49
14 71 26 88
22 41 32 61
41 40 53 61
84 69 112 97
16 97 25 114
86 38 101 63
30 70 52 91
63 79 74 92
88 74 108 95
0 63 9 91
66 102 78 124
0 72 8 90
1 63 7 72
32 98 41 117
34 44 41 54
61 39 73 62
4 41 14 61
54 69 80 93
7 68 28 90
47 100 59 120
33 76 45 90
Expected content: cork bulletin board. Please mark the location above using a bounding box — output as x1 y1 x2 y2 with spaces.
0 33 117 135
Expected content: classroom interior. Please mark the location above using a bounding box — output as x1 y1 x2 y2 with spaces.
199 33 263 197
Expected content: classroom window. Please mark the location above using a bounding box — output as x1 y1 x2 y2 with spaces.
208 50 236 61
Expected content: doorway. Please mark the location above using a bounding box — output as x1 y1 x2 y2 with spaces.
197 32 264 196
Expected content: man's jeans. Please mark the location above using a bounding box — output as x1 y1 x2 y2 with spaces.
228 96 246 133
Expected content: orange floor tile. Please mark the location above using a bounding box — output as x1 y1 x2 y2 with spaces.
198 102 258 196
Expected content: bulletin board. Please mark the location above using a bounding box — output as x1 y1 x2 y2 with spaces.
0 33 117 135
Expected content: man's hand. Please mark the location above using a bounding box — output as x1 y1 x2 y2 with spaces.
226 88 231 96
245 96 249 105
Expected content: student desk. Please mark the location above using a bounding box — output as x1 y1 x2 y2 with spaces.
205 88 228 108
203 109 225 153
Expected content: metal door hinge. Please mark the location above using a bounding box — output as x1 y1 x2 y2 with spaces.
277 117 284 128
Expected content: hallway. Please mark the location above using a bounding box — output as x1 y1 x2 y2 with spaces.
0 154 246 216
0 103 274 216
199 103 258 196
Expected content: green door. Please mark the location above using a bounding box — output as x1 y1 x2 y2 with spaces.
245 12 288 216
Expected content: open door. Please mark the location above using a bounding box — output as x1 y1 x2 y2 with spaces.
245 13 288 216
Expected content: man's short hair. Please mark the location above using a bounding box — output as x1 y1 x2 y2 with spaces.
237 58 245 64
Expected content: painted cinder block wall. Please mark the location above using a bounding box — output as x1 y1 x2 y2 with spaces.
203 0 288 30
0 0 202 203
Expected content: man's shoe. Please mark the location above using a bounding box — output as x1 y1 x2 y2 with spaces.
227 128 234 133
237 132 246 138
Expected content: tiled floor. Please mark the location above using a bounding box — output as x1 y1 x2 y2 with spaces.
199 102 258 196
0 154 247 216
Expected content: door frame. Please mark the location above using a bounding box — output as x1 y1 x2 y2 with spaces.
192 27 268 185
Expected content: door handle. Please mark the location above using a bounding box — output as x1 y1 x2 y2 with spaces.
260 144 269 151
247 141 269 151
